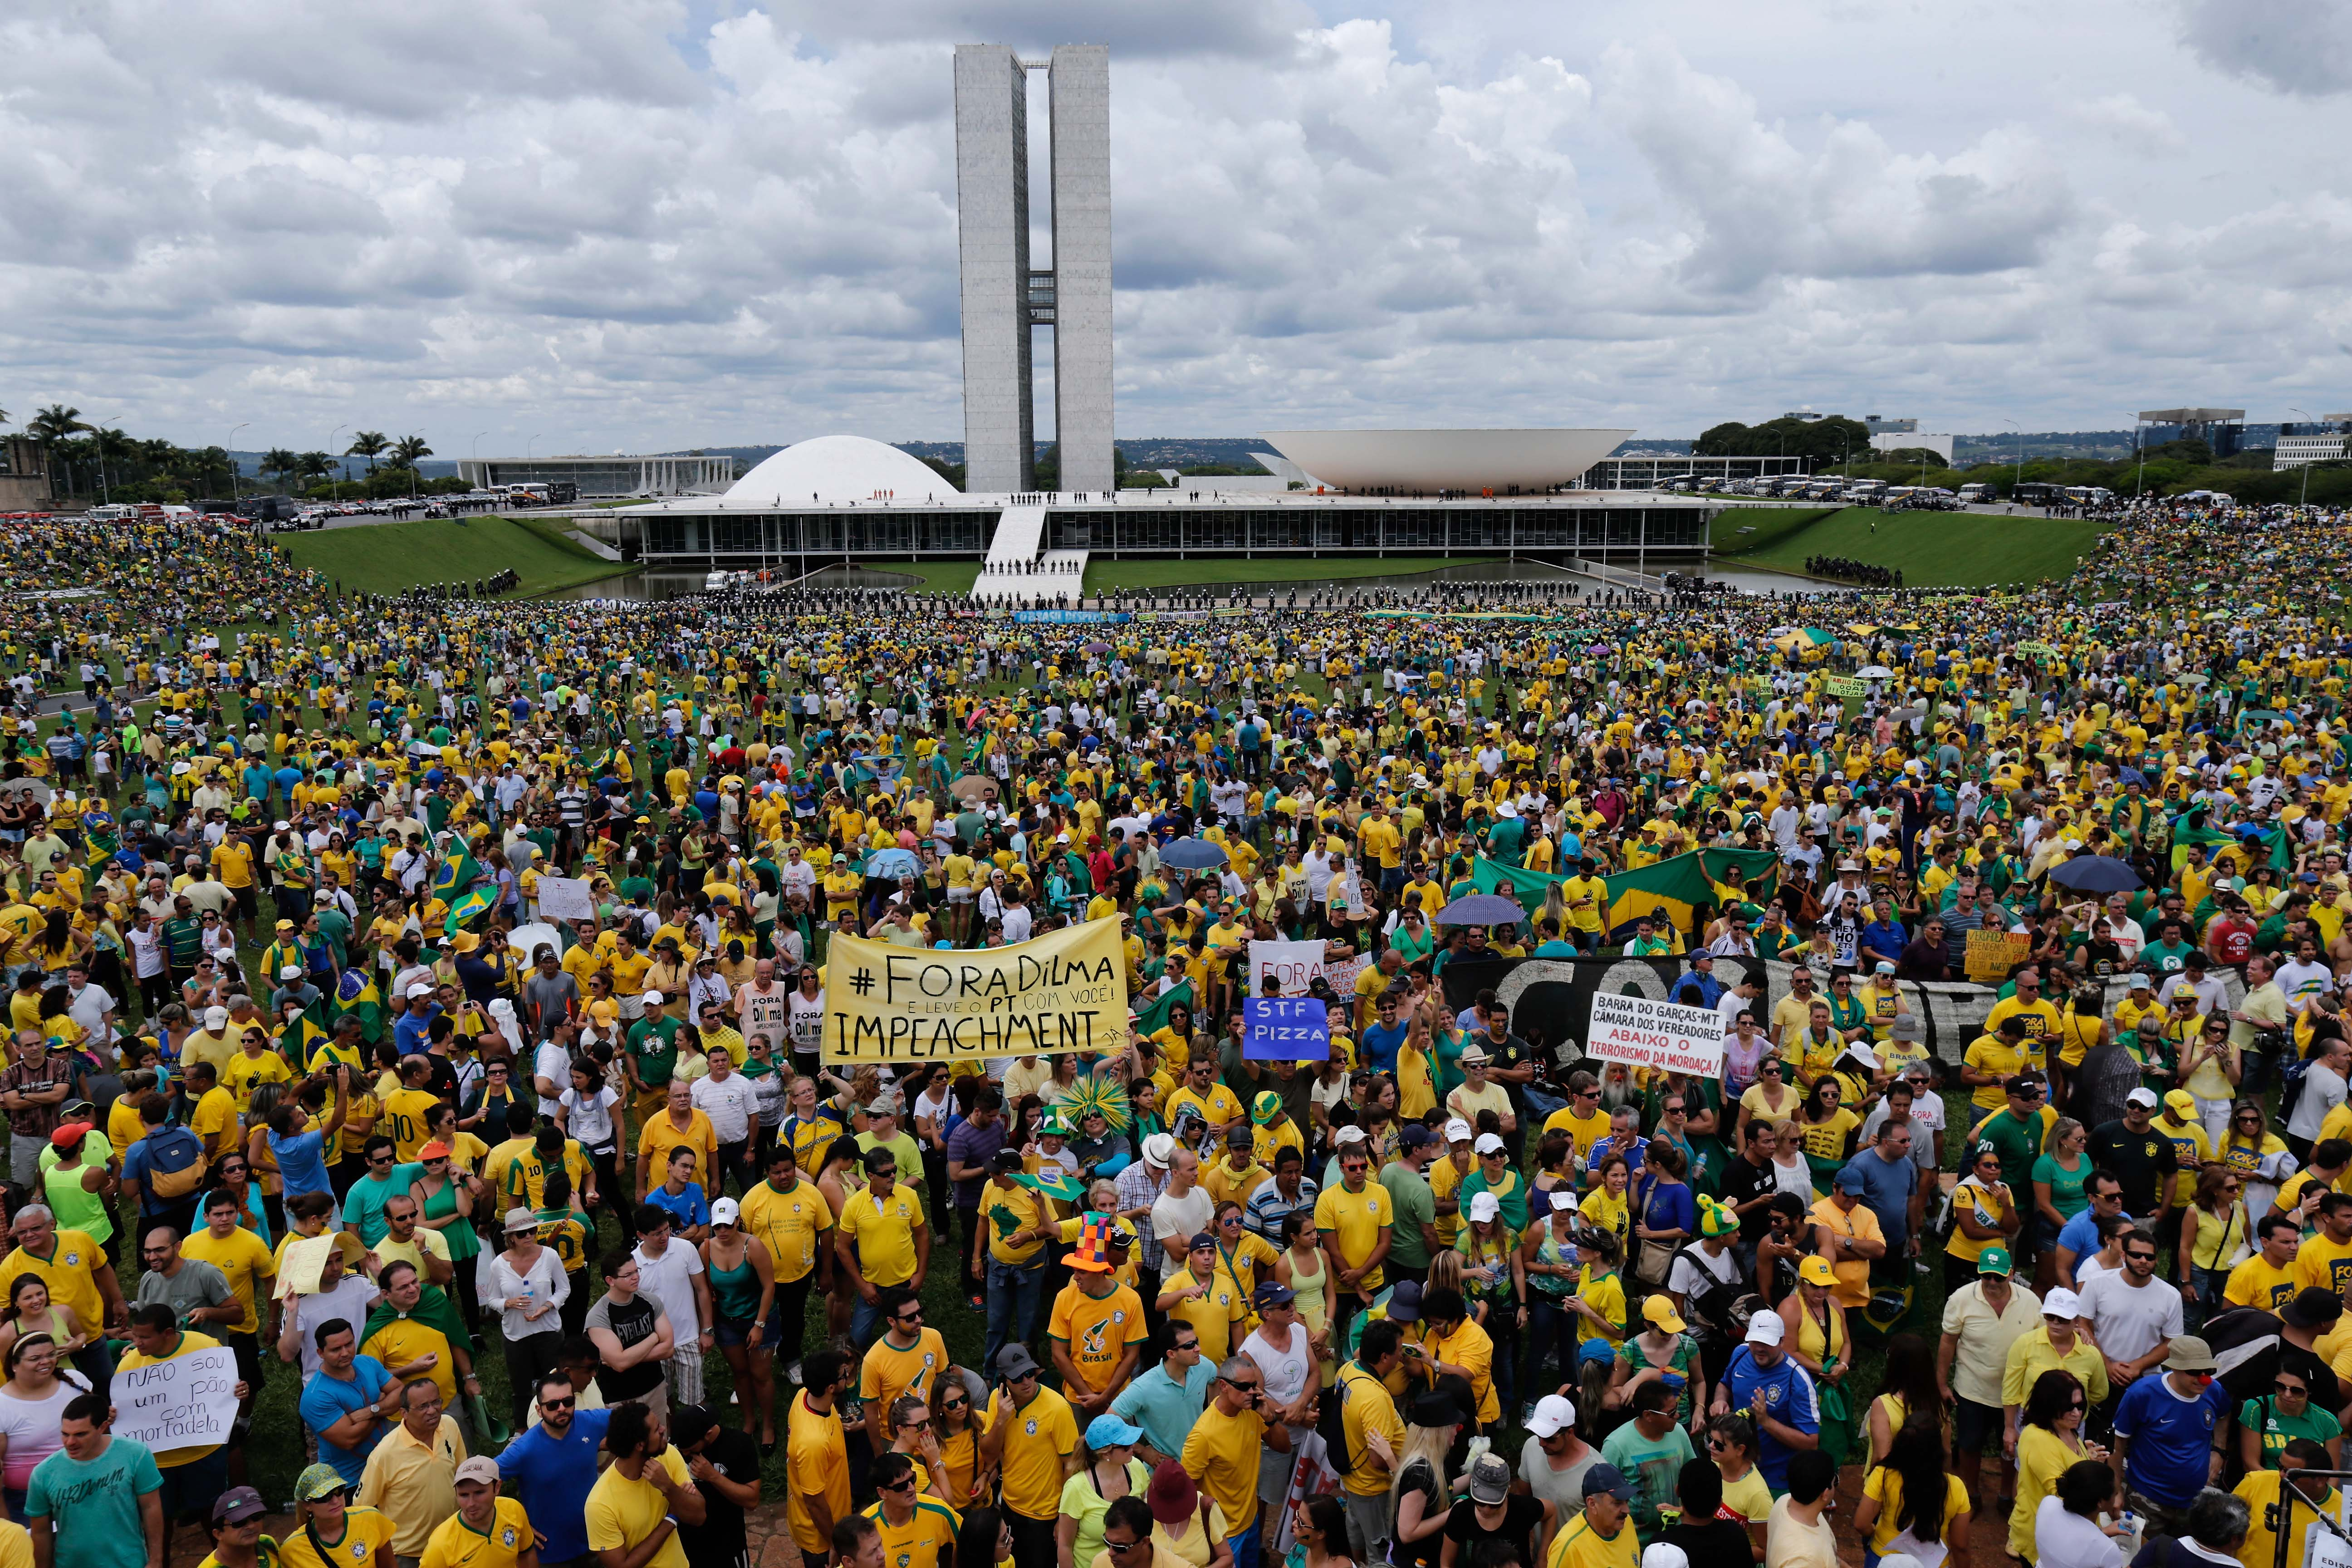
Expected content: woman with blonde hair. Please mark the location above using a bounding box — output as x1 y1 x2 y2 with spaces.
1386 1388 1461 1568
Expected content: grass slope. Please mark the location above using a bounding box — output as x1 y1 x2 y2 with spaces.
1727 505 2111 587
1083 554 1499 591
1708 505 1837 554
276 516 626 597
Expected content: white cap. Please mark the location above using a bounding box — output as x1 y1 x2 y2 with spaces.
643 991 663 1006
1843 1044 1880 1068
279 965 303 981
1333 1126 1369 1147
1525 1393 1576 1438
1443 1118 1474 1144
1642 1547 1690 1568
406 983 433 1000
274 820 290 831
1474 1132 1506 1155
2042 1287 2083 1319
2125 1087 2161 1108
1744 1312 1786 1346
1467 1192 1501 1223
204 1006 229 1029
710 1197 740 1226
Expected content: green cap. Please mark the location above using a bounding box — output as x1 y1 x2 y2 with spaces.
1975 1245 2014 1277
296 1462 349 1502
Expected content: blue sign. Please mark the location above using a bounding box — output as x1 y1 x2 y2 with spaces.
1244 997 1330 1062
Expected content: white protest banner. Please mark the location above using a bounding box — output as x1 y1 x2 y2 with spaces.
1583 992 1725 1076
1323 951 1372 1002
535 876 597 922
111 1346 240 1453
1249 941 1328 997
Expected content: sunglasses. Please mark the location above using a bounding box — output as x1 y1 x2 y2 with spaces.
539 1396 575 1410
2277 1381 2307 1396
1222 1377 1260 1392
881 1476 918 1494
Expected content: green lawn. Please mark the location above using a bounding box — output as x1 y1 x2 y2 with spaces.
1707 505 1837 553
868 560 982 593
1083 555 1499 591
1727 506 2111 587
275 517 628 598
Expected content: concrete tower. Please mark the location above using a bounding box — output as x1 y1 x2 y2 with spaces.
953 43 1113 495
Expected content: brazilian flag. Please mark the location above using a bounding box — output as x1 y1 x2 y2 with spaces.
332 970 386 1045
430 844 482 906
1132 980 1194 1041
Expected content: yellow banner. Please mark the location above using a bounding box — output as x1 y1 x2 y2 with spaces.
822 921 1132 1065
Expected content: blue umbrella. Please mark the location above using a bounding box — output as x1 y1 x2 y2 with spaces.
864 847 924 879
2046 854 2142 894
1159 837 1229 871
1433 893 1529 926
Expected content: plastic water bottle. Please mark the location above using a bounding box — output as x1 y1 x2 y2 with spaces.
520 1281 534 1317
2118 1510 2143 1559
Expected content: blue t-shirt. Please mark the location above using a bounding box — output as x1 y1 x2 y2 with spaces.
299 1355 396 1485
1835 1150 1920 1242
2114 1373 2230 1506
1359 1020 1410 1075
26 1436 165 1568
1720 1346 1820 1493
645 1183 710 1235
2056 1207 2102 1269
498 1406 613 1561
1637 1176 1696 1240
268 1127 334 1199
1109 1359 1217 1461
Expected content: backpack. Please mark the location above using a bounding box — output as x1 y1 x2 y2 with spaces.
139 1124 207 1203
1672 1241 1762 1348
1318 1362 1371 1475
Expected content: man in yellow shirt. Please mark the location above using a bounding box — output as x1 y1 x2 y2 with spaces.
588 1399 706 1568
1333 1320 1408 1555
181 1190 276 1393
835 1148 929 1345
1180 1352 1293 1560
420 1457 534 1568
738 1143 832 1375
979 1344 1078 1561
1545 1463 1641 1568
2227 1214 2302 1311
1314 1130 1395 1313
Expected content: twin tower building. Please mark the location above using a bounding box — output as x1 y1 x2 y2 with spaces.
953 44 1113 496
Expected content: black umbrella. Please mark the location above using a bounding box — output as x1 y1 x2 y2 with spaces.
2047 854 2143 894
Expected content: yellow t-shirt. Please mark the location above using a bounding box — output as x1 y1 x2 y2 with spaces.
1180 1402 1269 1533
859 1327 949 1439
419 1497 534 1568
1335 1363 1405 1497
862 1498 961 1568
1547 1516 1641 1568
739 1177 833 1282
379 1088 443 1163
1048 1279 1148 1394
222 1050 293 1114
279 1509 395 1568
588 1446 694 1568
838 1184 926 1287
985 1385 1079 1519
1313 1181 1396 1291
181 1225 277 1336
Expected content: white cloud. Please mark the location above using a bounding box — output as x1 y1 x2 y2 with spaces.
0 0 2349 453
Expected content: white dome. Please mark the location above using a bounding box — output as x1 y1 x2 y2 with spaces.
724 436 959 505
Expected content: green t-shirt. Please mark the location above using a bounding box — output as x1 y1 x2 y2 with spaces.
627 1015 681 1088
2031 1151 2091 1219
2241 1394 2342 1468
1969 1107 2046 1193
1379 1161 1439 1269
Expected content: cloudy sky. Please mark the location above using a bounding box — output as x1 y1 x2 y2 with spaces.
3 0 2348 457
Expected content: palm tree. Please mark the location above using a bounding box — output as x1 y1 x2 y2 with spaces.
389 434 433 469
296 451 336 491
260 447 299 491
346 431 389 473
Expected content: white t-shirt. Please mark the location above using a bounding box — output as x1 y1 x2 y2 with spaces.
2278 959 2333 1009
2077 1269 2182 1364
561 1086 619 1152
2032 1497 2123 1568
289 1274 385 1378
632 1239 707 1338
691 1072 758 1145
1859 1101 1946 1171
1151 1185 1215 1279
534 1040 573 1114
1666 1240 1741 1306
2290 1063 2348 1140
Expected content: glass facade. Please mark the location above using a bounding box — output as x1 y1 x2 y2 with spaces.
640 504 1705 560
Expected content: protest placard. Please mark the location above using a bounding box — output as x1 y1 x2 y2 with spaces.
535 876 596 922
1584 992 1725 1076
1965 929 2034 984
1245 997 1331 1062
1248 940 1328 997
823 922 1129 1064
110 1347 240 1454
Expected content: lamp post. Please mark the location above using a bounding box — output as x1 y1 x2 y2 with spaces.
326 424 347 492
228 422 249 509
2002 418 2021 497
2283 407 2318 512
96 416 122 506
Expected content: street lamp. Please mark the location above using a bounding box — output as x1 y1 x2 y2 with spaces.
527 433 539 461
2002 418 2022 495
96 416 122 505
228 422 250 507
327 424 347 490
2291 407 2315 510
